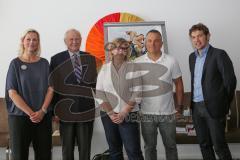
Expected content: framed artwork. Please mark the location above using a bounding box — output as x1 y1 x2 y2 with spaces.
104 21 168 62
86 12 144 66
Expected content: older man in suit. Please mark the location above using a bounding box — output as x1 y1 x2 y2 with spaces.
50 29 97 160
189 23 236 160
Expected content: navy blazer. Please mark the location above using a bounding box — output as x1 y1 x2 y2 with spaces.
189 45 236 118
49 50 97 116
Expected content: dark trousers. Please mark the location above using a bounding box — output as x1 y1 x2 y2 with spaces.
192 102 232 160
8 114 52 160
101 111 144 160
59 121 93 160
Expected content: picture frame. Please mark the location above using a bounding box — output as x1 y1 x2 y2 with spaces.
104 21 168 62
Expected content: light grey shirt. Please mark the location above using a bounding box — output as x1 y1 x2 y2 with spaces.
96 61 142 113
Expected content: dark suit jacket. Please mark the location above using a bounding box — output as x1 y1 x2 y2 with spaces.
189 45 236 118
49 50 97 116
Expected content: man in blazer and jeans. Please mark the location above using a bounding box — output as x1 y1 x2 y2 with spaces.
189 23 236 160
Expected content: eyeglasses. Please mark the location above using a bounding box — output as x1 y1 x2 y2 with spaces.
115 46 129 51
104 42 130 52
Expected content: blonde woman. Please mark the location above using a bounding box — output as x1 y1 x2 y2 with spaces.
5 29 53 160
96 38 143 160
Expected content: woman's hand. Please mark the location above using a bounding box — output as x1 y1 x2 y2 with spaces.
117 110 129 124
107 112 122 124
108 110 128 124
30 110 45 123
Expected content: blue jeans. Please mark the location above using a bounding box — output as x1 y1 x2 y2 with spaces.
141 114 178 160
101 111 144 160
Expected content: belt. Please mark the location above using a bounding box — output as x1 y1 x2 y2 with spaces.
193 101 205 105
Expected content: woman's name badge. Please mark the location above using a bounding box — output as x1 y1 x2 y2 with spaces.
21 65 27 70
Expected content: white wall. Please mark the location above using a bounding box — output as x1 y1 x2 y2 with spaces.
1 0 240 159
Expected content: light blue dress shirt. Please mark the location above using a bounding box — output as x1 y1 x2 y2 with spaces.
193 44 209 102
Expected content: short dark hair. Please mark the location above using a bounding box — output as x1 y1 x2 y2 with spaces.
189 23 210 36
146 29 162 38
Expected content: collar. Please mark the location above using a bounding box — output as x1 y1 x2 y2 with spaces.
110 61 127 72
194 44 209 57
110 61 127 67
145 52 166 63
68 51 80 57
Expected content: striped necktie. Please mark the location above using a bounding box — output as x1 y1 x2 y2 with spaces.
73 54 82 83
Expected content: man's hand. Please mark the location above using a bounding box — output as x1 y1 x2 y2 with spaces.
175 105 184 119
